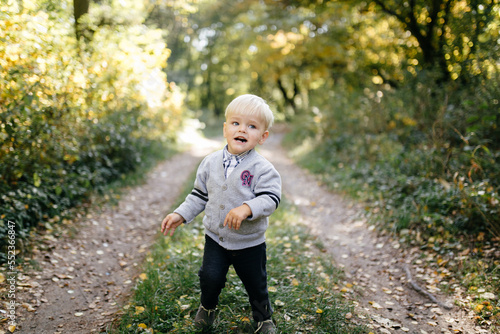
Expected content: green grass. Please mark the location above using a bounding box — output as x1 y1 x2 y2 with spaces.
108 198 368 333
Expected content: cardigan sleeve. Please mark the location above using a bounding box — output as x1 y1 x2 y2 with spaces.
243 163 281 220
174 157 210 223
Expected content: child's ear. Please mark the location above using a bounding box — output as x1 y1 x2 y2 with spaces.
258 130 269 145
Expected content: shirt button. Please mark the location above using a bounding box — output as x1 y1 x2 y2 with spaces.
219 224 224 228
220 204 225 210
219 237 224 242
222 185 228 191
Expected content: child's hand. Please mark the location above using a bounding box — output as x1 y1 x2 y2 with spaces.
224 204 252 230
161 213 184 236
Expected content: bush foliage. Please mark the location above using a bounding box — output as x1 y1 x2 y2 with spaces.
288 71 499 242
0 1 184 260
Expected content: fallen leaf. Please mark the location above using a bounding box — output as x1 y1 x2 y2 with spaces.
56 274 72 279
74 312 84 317
135 306 145 314
268 286 277 292
430 307 443 315
481 292 496 300
21 303 36 312
275 300 285 307
291 278 299 286
139 273 148 280
345 312 352 319
138 323 148 329
316 308 323 314
8 325 16 332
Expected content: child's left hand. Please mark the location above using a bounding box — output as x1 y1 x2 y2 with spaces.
224 204 252 230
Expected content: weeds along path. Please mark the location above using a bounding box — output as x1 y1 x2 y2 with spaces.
260 129 483 334
12 128 222 334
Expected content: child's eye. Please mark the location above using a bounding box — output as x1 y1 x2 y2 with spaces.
249 125 256 129
232 122 239 126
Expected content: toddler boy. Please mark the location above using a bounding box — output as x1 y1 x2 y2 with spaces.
161 94 281 333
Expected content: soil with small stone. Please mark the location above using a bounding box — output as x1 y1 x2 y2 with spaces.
4 127 485 334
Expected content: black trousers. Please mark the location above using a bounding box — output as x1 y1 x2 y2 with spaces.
198 235 273 322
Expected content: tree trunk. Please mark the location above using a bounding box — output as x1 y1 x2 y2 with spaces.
73 0 90 40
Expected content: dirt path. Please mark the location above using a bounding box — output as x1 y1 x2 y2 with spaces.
6 127 484 334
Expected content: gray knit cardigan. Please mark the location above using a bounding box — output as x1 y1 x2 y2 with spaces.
174 149 281 250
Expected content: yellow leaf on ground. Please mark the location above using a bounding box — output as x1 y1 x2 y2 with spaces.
138 323 148 329
369 301 382 309
9 325 16 332
139 273 148 280
291 278 299 286
316 308 323 314
135 306 145 314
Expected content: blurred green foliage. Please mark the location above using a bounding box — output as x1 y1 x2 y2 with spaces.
288 72 499 240
0 0 184 260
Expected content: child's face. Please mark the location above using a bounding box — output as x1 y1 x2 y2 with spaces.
223 112 269 155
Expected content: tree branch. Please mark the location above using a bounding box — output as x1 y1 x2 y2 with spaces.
404 264 453 310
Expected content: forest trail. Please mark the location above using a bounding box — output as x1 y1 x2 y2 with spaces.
9 126 483 334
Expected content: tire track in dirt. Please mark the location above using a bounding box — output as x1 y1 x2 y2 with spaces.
260 130 484 334
11 131 222 334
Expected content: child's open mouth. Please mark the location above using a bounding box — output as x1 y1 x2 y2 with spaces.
235 137 247 143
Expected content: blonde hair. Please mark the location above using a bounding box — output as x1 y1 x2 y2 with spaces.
225 94 274 130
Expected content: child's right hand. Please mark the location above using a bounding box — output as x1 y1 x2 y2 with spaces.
161 213 184 236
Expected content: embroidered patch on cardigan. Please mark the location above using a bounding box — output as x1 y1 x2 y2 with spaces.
240 170 254 187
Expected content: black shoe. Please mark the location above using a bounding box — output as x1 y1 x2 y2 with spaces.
254 319 276 333
194 305 216 328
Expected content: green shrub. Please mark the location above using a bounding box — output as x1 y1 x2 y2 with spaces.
0 2 184 261
287 71 499 241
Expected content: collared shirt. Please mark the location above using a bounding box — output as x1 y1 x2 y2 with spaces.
222 145 251 179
